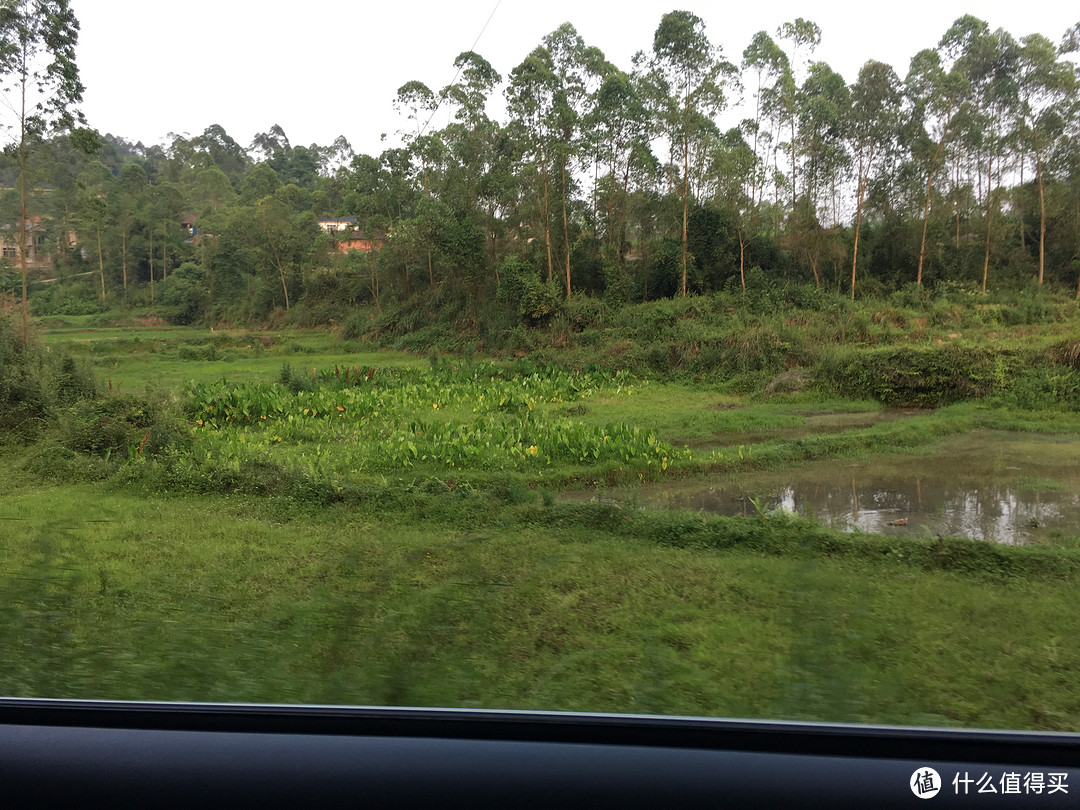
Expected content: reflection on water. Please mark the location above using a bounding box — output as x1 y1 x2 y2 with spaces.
572 431 1080 545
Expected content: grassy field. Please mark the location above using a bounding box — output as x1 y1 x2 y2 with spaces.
3 320 1080 729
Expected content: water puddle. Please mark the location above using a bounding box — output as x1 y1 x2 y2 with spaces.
571 431 1080 545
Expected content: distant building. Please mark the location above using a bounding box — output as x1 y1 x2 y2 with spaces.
317 217 385 253
0 217 73 271
317 216 358 234
334 231 385 253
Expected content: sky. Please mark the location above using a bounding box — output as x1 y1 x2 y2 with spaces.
63 1 1079 160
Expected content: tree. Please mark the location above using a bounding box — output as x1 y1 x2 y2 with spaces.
543 23 607 299
441 51 506 272
587 67 650 265
0 0 84 341
942 17 1020 292
741 31 788 221
846 61 901 299
650 10 733 296
775 18 821 214
507 45 558 284
906 47 968 285
1017 34 1076 283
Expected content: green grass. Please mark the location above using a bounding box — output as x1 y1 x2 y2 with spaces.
1 474 1078 728
4 316 1080 729
41 325 426 391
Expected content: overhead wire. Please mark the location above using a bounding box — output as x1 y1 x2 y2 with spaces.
415 0 503 139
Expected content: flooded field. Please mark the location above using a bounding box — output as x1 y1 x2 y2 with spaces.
571 430 1080 545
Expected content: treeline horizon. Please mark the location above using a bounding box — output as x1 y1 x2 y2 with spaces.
3 10 1080 328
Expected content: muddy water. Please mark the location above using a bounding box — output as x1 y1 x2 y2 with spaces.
573 431 1080 545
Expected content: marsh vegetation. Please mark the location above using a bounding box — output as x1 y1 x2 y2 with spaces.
4 290 1080 729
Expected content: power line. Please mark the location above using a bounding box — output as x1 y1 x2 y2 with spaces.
416 0 503 139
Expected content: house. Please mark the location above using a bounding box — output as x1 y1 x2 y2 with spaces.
333 230 385 253
0 217 72 271
317 216 357 234
317 217 385 253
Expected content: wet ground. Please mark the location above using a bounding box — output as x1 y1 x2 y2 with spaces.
568 430 1080 545
678 408 924 449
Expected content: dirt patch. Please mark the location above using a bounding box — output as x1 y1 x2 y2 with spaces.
707 403 745 411
136 317 168 327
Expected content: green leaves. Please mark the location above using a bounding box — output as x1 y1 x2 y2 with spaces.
184 362 682 478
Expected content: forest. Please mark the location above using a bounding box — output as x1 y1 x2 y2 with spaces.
2 11 1079 338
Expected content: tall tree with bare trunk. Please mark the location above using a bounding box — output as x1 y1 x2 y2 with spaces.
0 0 84 342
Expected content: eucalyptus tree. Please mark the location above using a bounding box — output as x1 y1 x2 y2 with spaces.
113 162 150 294
941 17 1020 291
649 10 734 296
507 45 558 283
846 60 902 298
0 0 85 340
906 47 969 285
1016 33 1076 283
192 165 236 213
440 51 505 271
774 18 821 214
711 127 757 292
394 79 441 195
251 194 323 312
587 66 651 264
543 23 610 298
239 162 282 204
316 135 354 177
250 124 291 163
741 31 789 219
191 124 249 179
797 61 849 223
72 161 111 302
394 79 447 284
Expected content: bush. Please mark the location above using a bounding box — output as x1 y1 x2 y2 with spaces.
497 260 563 324
0 315 49 439
160 263 210 325
58 396 155 460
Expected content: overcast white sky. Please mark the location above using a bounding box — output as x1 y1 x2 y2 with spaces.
67 1 1078 160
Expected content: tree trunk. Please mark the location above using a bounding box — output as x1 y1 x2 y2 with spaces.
737 228 746 295
681 133 689 298
850 145 873 301
561 156 571 300
1036 150 1046 285
1018 145 1026 249
537 129 554 283
18 150 28 343
96 228 106 303
851 177 865 301
982 155 992 293
790 112 797 214
18 57 29 343
149 229 155 304
916 120 950 286
121 231 127 293
162 221 168 280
